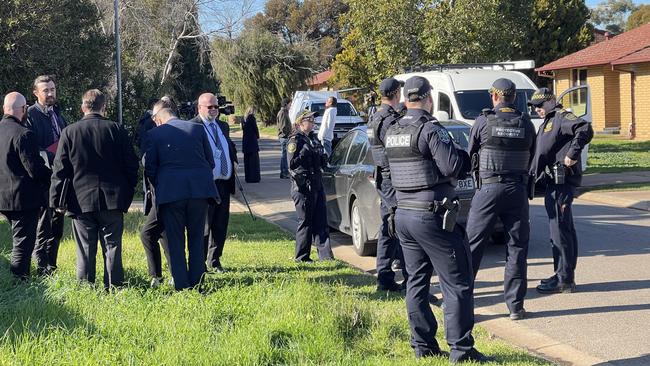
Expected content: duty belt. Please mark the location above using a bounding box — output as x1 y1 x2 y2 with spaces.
397 200 444 213
481 175 527 184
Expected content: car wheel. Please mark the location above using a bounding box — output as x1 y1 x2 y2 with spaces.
351 199 374 256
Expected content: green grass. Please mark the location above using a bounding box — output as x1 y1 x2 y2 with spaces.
0 213 548 365
587 137 650 174
258 123 278 138
580 182 650 192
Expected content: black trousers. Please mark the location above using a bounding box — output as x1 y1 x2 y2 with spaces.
243 152 261 183
33 207 65 272
159 199 208 291
205 179 230 269
140 205 170 278
466 182 529 313
1 209 39 279
71 210 125 288
544 183 578 284
396 208 475 360
291 185 334 261
375 183 407 286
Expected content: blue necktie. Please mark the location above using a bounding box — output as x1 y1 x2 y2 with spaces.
210 123 229 177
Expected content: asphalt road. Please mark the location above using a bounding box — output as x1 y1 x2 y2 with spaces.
232 133 650 366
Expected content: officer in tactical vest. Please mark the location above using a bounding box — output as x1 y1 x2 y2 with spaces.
287 111 335 262
466 78 537 321
385 76 491 363
528 88 593 294
367 77 409 292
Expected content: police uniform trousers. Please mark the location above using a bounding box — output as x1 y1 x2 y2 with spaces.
2 209 39 279
466 181 529 313
376 181 407 286
243 152 261 183
291 185 334 261
159 198 208 291
204 179 230 269
395 208 475 358
544 183 578 284
140 204 170 279
71 210 125 288
33 207 65 273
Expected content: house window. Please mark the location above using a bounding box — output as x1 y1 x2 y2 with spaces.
571 69 588 86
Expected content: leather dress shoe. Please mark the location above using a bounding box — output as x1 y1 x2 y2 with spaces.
377 281 403 292
509 309 526 320
450 348 495 364
536 281 576 294
540 275 558 285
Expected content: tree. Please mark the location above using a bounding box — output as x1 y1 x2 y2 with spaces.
331 0 427 89
211 30 313 123
591 0 638 34
626 4 650 30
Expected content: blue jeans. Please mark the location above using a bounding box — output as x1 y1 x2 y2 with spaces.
279 138 289 176
322 140 332 157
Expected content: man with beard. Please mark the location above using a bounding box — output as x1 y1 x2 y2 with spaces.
0 92 51 280
27 75 67 276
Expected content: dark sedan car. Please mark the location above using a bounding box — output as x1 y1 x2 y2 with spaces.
322 121 477 256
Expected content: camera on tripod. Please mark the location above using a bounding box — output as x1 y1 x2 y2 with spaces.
217 96 235 115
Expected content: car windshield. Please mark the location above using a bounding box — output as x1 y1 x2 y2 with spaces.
311 102 358 117
445 126 470 150
454 89 539 120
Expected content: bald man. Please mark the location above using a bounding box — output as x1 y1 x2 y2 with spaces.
0 92 51 279
190 93 237 273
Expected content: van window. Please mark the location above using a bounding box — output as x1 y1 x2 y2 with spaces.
454 90 539 120
438 92 453 118
311 102 358 117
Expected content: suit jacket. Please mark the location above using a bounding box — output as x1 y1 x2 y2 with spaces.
26 103 67 163
242 114 260 153
0 115 51 211
189 116 238 194
49 113 139 215
144 119 218 205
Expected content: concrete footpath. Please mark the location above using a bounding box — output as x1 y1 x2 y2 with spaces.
228 133 650 366
579 171 650 212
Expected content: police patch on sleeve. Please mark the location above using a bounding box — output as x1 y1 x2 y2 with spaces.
437 128 451 144
565 112 578 121
288 141 297 153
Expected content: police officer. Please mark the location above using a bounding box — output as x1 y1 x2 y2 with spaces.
466 78 536 320
528 88 593 294
367 77 409 292
288 111 335 262
385 76 491 363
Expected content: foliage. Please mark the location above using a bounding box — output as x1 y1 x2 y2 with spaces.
331 0 427 89
626 4 650 30
0 213 550 365
590 0 639 33
0 0 112 121
211 29 313 123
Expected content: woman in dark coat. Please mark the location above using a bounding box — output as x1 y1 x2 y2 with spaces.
242 107 261 183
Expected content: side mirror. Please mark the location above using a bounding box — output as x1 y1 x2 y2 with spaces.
433 111 450 121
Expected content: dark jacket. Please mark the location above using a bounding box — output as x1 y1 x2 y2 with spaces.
0 115 51 211
242 114 260 153
189 116 238 195
287 130 327 192
144 119 218 205
26 103 67 163
49 113 139 215
135 111 156 154
277 107 292 138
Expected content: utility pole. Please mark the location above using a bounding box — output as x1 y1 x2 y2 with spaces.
114 0 123 124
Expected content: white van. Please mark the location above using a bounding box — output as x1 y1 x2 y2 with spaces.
289 91 365 140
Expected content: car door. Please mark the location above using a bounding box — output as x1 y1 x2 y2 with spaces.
322 132 354 229
558 85 592 171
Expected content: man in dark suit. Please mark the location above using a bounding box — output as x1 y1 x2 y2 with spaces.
190 93 238 273
50 89 138 289
26 75 67 276
145 101 218 290
0 92 51 280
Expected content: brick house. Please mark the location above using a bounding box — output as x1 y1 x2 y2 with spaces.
536 22 650 140
307 70 333 91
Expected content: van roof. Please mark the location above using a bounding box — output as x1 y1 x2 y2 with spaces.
394 69 537 92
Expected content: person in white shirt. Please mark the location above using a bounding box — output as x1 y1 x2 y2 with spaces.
317 97 337 156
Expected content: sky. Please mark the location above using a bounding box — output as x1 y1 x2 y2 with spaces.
587 0 650 5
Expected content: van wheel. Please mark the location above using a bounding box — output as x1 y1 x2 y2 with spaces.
351 200 374 256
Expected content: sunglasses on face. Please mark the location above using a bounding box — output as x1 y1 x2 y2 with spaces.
201 105 219 110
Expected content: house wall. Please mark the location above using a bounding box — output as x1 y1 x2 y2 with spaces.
634 63 650 139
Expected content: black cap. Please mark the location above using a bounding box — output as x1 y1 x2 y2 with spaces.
403 76 432 101
489 78 516 96
379 78 404 97
527 87 555 107
296 110 316 122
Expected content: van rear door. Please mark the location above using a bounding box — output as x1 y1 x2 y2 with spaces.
557 85 592 171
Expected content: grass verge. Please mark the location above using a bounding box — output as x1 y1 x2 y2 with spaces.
587 137 650 174
580 183 650 192
0 213 548 365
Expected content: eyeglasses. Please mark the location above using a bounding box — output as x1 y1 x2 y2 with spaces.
200 105 219 110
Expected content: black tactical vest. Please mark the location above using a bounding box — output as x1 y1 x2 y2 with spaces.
367 106 398 175
479 114 532 175
385 116 448 190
